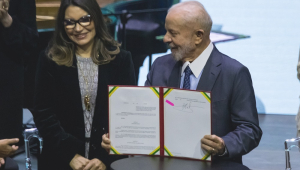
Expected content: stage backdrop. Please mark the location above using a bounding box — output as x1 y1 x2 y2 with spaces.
138 0 300 115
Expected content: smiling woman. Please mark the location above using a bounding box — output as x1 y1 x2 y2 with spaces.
33 0 136 170
63 6 96 54
47 0 120 66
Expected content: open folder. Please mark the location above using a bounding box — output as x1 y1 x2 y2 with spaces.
108 86 212 161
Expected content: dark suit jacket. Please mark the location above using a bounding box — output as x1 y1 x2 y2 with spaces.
0 0 37 141
33 50 135 170
145 46 262 163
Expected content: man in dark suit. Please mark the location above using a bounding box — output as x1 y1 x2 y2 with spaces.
145 1 262 163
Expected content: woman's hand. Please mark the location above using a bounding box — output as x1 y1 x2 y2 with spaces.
101 134 111 153
83 158 106 170
70 154 89 170
0 0 12 27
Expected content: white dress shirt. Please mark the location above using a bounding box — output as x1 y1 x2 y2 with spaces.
179 42 228 156
180 42 213 90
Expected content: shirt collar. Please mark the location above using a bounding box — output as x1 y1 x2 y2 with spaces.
181 42 213 78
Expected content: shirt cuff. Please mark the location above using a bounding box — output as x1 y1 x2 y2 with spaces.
218 146 228 157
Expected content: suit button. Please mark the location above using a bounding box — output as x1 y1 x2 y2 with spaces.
93 127 97 132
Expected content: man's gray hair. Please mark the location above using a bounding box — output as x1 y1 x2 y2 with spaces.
169 1 213 34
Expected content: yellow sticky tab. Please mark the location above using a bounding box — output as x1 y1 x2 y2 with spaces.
110 146 120 155
164 88 173 98
201 153 211 160
109 86 119 97
150 87 160 98
164 146 173 156
149 146 160 155
201 92 211 103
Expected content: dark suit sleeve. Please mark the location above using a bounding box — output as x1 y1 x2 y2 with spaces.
33 53 84 164
1 0 37 46
222 66 262 158
0 0 38 62
0 17 37 47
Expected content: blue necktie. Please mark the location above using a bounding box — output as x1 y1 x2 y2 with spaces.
183 66 192 89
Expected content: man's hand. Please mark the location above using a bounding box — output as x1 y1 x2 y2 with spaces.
0 138 19 157
83 158 106 170
201 135 225 156
0 0 12 27
0 157 5 168
69 154 89 170
101 134 111 153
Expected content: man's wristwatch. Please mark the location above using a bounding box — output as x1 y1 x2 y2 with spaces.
218 146 228 156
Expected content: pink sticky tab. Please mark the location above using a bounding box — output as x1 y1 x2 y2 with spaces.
166 100 174 106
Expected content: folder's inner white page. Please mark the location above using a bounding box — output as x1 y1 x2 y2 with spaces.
164 88 211 160
109 86 160 155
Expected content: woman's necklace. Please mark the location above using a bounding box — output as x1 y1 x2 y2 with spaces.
77 59 94 111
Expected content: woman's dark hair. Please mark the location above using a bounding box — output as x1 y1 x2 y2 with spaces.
47 0 120 66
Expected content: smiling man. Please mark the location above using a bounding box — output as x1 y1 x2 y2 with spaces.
145 1 262 163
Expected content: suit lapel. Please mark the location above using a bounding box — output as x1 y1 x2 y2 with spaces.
167 61 182 88
197 46 222 91
70 56 83 112
93 58 119 125
59 56 84 120
93 63 108 125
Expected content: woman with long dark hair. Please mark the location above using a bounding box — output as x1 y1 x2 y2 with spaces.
33 0 135 169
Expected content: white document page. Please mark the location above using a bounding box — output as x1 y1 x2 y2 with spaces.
164 88 211 160
109 86 160 155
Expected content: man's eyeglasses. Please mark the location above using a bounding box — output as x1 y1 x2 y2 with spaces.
64 15 92 29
